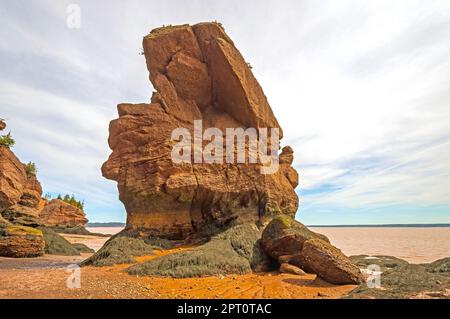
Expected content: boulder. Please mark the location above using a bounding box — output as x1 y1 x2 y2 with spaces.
301 239 365 285
261 215 329 259
39 199 88 228
102 22 299 239
279 263 307 276
346 263 450 299
278 254 315 273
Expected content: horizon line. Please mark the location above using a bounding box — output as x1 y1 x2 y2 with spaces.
86 222 450 228
307 223 450 228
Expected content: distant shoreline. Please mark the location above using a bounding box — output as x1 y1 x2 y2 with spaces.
308 224 450 228
87 222 125 227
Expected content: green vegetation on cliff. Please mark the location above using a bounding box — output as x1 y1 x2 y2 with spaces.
0 132 15 148
44 194 85 210
25 162 37 177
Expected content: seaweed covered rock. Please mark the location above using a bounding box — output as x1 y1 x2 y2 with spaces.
0 224 45 258
80 233 159 266
72 243 95 253
346 263 450 299
39 227 80 256
101 22 299 240
126 224 270 278
261 215 329 259
349 255 409 272
427 257 450 274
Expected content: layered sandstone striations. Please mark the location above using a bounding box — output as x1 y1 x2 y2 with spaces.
0 121 87 257
102 22 299 239
40 199 88 229
0 127 45 257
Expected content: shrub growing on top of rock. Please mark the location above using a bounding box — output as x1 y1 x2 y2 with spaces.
0 132 15 148
55 194 85 210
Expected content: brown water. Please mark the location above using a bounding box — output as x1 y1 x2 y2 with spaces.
86 227 124 235
86 226 449 264
311 227 450 264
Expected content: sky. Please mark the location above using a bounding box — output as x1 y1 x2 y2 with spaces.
1 0 450 225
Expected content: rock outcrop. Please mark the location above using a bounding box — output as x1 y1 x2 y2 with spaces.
102 22 298 240
39 199 88 229
0 146 27 213
0 120 86 257
0 224 45 258
0 142 45 257
2 174 43 228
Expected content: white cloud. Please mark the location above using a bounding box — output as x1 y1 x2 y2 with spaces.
1 0 450 223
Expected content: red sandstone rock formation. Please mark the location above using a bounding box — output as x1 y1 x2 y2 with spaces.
102 23 299 239
0 146 27 212
0 120 88 258
0 145 45 257
39 199 88 228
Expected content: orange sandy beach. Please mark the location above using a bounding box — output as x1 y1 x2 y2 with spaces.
0 245 355 299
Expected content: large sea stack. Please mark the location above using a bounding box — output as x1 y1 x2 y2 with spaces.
102 22 299 239
97 22 364 284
